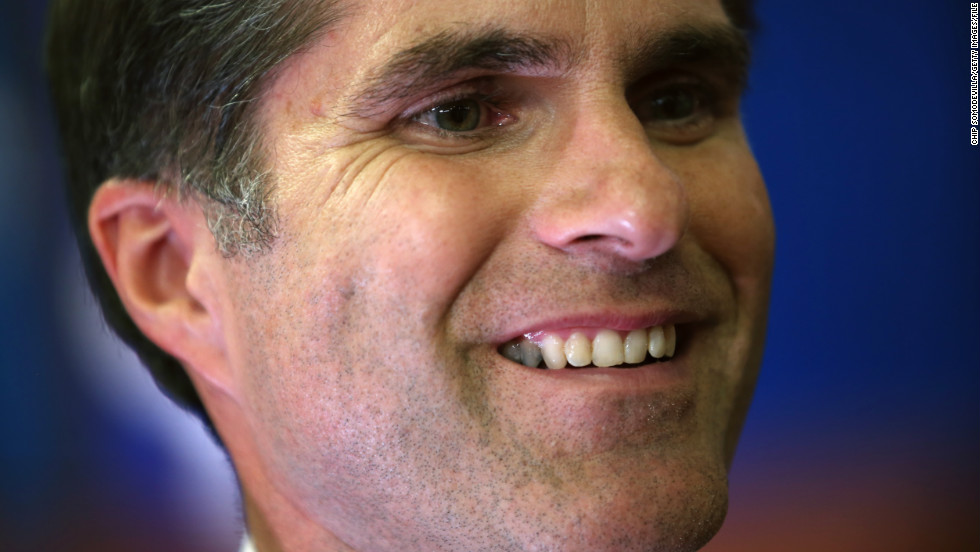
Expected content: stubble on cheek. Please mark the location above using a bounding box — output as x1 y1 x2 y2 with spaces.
223 242 732 551
223 171 738 551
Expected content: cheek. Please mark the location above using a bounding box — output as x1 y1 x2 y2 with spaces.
352 154 517 316
682 141 775 295
672 137 774 399
233 151 517 441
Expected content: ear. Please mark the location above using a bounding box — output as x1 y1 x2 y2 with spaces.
88 179 236 395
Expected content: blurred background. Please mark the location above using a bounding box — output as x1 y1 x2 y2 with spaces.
1 0 977 551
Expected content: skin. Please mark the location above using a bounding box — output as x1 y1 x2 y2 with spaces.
90 0 774 550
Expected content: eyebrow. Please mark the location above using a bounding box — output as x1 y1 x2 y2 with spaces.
622 23 751 88
345 26 573 117
342 21 750 119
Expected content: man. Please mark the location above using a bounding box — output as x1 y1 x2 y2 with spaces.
46 0 773 550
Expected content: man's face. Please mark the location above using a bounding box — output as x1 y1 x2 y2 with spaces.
217 0 773 549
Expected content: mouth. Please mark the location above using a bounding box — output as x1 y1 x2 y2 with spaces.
497 324 677 369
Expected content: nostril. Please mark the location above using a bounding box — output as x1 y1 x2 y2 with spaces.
569 234 636 258
566 232 650 260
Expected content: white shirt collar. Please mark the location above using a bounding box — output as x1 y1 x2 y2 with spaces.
239 533 257 552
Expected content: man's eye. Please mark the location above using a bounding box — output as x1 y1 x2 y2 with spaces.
632 82 720 144
424 99 483 132
647 88 701 121
409 94 513 138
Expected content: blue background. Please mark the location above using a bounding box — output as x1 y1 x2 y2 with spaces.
1 1 977 551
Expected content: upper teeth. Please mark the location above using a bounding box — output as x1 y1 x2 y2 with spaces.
500 325 677 369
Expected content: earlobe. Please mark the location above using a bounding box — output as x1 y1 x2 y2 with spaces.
88 179 234 392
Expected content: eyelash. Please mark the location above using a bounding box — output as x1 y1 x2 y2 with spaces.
394 75 731 146
399 82 515 141
629 77 726 143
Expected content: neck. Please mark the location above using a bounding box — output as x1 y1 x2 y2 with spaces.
198 380 356 552
240 478 359 552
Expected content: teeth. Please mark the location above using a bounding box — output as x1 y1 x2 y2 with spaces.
519 338 542 368
502 341 522 364
564 332 592 367
624 329 648 364
592 330 624 367
648 326 666 359
664 324 676 357
541 334 567 369
501 324 677 369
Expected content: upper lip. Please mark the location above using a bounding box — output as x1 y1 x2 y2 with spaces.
491 308 702 345
461 251 722 347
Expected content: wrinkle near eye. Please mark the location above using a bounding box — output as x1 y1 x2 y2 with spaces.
270 119 412 220
314 140 418 214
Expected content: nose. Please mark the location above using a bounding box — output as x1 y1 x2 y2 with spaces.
530 97 689 264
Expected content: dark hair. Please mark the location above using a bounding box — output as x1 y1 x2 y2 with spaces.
45 0 753 433
45 0 343 431
722 0 756 33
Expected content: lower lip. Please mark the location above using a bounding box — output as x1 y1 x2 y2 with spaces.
483 350 697 452
501 353 690 394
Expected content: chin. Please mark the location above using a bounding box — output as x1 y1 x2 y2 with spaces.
590 470 726 551
485 450 730 552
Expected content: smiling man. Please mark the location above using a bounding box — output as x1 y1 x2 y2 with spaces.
46 0 773 550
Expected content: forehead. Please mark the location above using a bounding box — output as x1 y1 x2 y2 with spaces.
266 0 736 121
345 0 731 68
348 0 730 38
